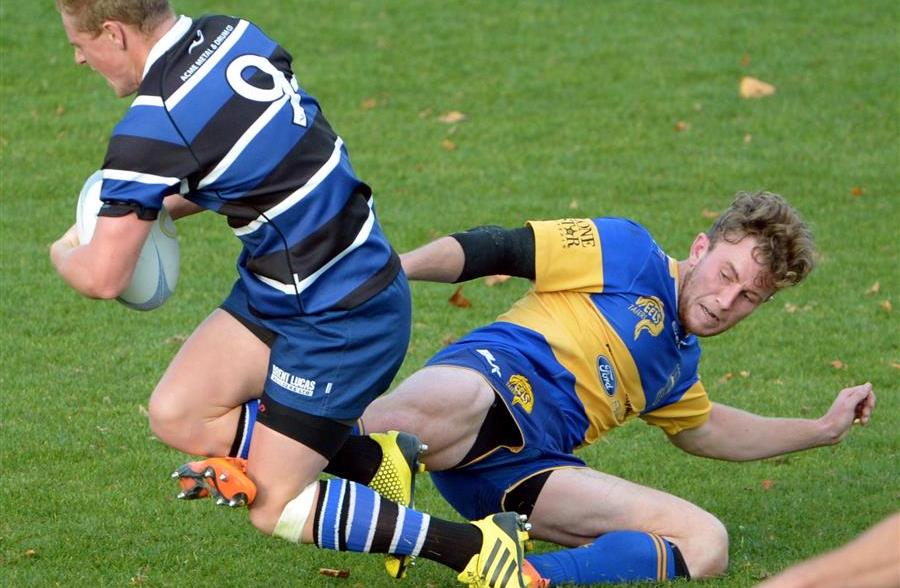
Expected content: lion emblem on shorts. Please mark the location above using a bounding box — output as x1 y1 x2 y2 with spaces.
506 374 535 414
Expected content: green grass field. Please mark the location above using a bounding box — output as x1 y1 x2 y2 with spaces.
1 1 898 586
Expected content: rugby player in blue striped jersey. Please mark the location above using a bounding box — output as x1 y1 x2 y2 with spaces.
357 192 877 585
49 1 535 586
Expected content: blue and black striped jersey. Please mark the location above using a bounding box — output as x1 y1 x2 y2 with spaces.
97 15 399 317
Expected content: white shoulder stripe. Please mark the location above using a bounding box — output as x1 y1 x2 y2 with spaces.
233 137 344 237
132 95 164 107
165 19 250 110
102 169 180 187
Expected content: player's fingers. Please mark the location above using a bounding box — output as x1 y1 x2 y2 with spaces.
854 393 876 425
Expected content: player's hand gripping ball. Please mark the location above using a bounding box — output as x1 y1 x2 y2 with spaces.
76 171 180 311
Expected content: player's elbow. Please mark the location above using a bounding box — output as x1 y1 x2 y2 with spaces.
78 262 135 299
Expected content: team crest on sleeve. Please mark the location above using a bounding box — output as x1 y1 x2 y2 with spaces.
629 295 665 339
555 219 597 249
506 374 535 413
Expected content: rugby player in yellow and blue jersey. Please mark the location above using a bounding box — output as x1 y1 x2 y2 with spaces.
49 2 533 586
359 192 877 586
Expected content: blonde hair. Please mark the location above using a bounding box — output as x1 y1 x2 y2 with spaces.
56 0 173 35
708 191 816 290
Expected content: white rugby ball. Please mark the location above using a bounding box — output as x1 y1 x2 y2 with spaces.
76 171 180 311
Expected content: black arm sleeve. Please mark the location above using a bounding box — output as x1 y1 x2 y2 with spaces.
98 200 159 221
450 225 535 282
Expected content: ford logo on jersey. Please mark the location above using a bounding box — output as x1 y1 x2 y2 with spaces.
597 355 618 396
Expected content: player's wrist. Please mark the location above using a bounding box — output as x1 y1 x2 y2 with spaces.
814 415 844 446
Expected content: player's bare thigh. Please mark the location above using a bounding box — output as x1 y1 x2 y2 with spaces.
529 467 729 577
361 365 495 471
148 309 269 456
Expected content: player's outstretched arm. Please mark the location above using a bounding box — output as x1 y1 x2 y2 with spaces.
668 383 875 461
756 511 900 588
400 225 536 283
400 236 466 282
50 214 152 299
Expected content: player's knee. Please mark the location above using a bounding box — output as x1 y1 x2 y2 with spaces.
147 384 200 453
147 387 184 443
685 515 729 578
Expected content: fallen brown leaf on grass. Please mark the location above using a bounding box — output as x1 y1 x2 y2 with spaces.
674 120 690 132
569 199 579 210
438 111 466 124
880 299 893 313
890 362 900 370
718 372 734 384
830 359 846 369
784 303 798 313
360 98 377 111
739 76 776 99
441 139 457 151
449 285 471 308
484 274 511 286
761 479 775 491
850 186 864 197
319 568 350 578
740 53 751 67
701 209 719 220
866 281 880 295
739 370 750 378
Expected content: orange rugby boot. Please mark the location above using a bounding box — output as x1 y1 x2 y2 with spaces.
522 559 550 588
171 457 257 507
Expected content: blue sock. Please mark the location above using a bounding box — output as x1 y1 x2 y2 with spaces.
527 531 686 584
230 399 259 459
313 478 431 556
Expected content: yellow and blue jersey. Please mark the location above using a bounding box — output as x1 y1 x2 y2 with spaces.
431 217 710 453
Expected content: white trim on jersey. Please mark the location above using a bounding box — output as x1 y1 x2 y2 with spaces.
198 92 289 189
164 19 250 111
253 196 376 295
232 137 345 237
101 169 180 187
131 95 165 108
143 16 194 80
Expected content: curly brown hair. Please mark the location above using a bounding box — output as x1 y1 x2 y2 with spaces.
56 0 173 35
707 191 816 290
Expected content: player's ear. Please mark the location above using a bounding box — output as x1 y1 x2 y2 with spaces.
688 233 710 267
101 20 127 50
